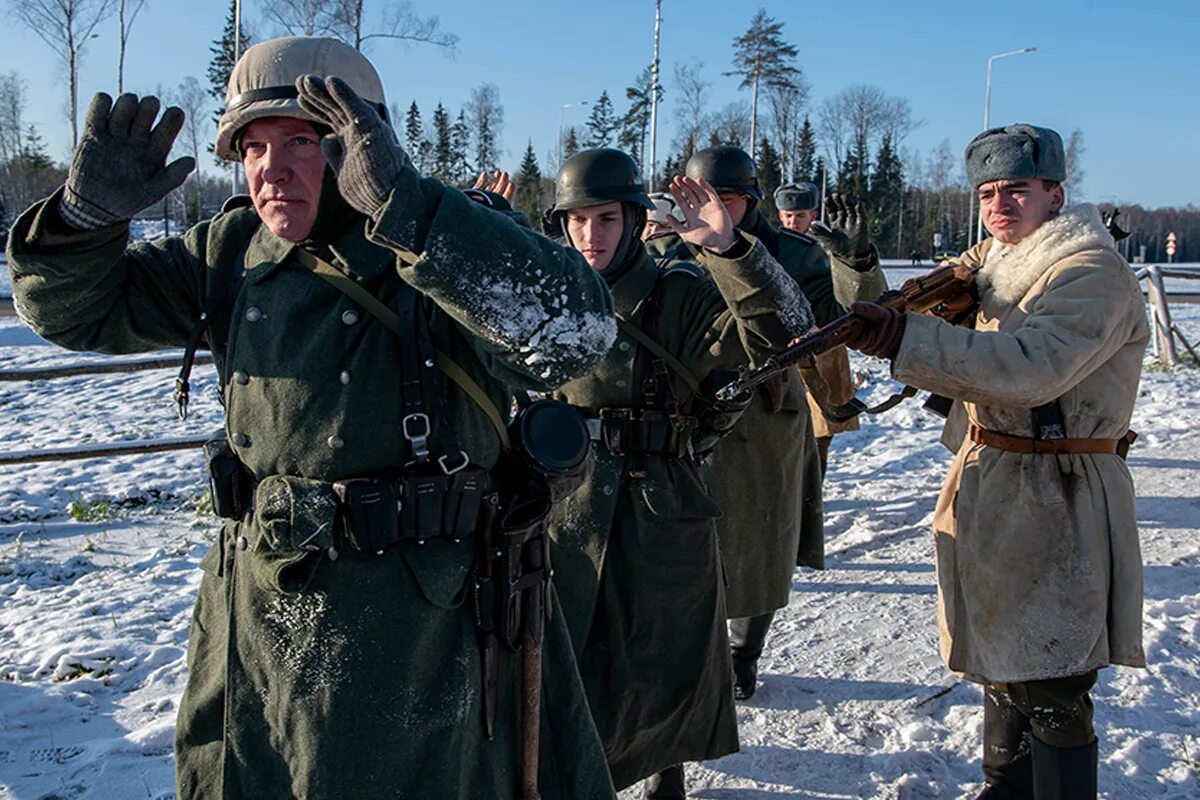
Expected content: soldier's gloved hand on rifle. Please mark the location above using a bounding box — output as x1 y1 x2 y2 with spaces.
844 301 906 359
808 192 874 270
296 74 413 220
58 93 195 231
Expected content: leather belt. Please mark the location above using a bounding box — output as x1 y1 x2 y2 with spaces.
587 408 697 459
968 424 1136 460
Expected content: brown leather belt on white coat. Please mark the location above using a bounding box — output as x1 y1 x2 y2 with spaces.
967 424 1137 460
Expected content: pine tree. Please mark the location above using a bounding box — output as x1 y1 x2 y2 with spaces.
514 140 543 224
208 0 251 113
619 67 655 168
868 134 904 257
658 153 682 192
584 91 617 148
404 101 426 171
793 116 816 183
451 110 472 185
757 136 782 220
726 8 801 158
837 135 869 201
562 127 580 161
431 102 453 181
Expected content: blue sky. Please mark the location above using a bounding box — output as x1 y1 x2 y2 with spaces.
1 0 1196 208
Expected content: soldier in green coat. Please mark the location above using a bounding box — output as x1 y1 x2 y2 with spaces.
545 149 814 799
659 146 887 701
6 36 617 800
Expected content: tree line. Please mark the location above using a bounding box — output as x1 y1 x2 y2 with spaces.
1 3 1194 262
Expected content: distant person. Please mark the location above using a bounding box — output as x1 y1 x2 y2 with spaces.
911 249 922 266
775 181 862 477
6 35 617 800
841 124 1147 800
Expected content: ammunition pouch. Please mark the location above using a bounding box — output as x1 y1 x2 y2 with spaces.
332 466 495 552
204 431 256 520
590 408 698 459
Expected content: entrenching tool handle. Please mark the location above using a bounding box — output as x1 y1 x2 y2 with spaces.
519 632 543 800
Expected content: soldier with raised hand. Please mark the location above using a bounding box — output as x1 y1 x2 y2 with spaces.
775 181 861 476
546 148 814 800
841 124 1147 800
6 35 618 800
657 146 887 702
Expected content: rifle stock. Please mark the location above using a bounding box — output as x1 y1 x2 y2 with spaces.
716 260 980 403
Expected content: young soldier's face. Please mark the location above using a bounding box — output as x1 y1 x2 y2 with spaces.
977 179 1065 245
779 209 817 233
566 202 625 271
241 117 328 241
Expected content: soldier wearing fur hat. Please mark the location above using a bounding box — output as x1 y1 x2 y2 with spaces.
7 35 620 800
656 146 887 703
842 123 1147 800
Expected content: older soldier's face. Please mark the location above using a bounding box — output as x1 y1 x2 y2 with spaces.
566 202 625 271
779 209 817 234
241 117 327 241
977 179 1064 245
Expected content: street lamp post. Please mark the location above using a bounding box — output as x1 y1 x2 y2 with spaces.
970 47 1036 246
558 101 589 171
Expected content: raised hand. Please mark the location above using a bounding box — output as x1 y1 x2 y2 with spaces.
472 170 514 203
295 74 412 219
808 192 872 260
59 93 195 231
662 176 737 253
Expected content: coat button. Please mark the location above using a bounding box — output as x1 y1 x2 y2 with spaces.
232 370 249 386
236 535 248 551
231 432 249 447
618 341 631 352
340 370 352 385
602 485 615 496
245 307 263 322
341 309 360 326
615 379 627 388
327 435 344 449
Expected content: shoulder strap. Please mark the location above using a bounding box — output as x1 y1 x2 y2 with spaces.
615 316 702 397
292 248 511 449
174 239 250 420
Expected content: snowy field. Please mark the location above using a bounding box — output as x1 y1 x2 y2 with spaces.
0 300 1197 799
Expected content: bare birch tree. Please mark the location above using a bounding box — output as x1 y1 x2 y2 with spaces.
117 0 148 93
265 0 456 54
12 0 117 147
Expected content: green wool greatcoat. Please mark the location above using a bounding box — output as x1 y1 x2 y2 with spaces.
660 209 886 617
7 181 620 800
549 237 810 789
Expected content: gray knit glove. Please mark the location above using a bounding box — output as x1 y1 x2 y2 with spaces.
59 93 195 231
295 74 411 219
809 192 873 263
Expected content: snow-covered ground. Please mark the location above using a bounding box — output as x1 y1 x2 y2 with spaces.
1 303 1198 800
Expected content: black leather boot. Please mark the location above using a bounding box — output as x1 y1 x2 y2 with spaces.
729 612 774 702
1031 737 1097 799
977 684 1033 799
643 764 686 799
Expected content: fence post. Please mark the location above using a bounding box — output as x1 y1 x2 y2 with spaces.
1145 265 1177 365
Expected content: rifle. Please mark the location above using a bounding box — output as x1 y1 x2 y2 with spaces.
716 259 981 417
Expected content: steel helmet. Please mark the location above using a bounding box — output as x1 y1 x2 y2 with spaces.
685 146 762 200
552 148 654 213
215 36 389 161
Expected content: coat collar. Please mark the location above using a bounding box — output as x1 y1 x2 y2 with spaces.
607 246 661 321
978 204 1115 306
244 217 393 281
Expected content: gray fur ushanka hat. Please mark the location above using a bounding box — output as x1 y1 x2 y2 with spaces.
965 124 1066 188
774 182 819 212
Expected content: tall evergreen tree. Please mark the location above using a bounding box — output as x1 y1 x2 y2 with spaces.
208 0 252 115
466 83 504 173
514 140 543 224
793 116 817 183
404 101 425 169
757 136 783 220
726 8 801 158
837 135 869 200
584 91 617 148
619 67 656 168
562 126 580 161
451 109 472 185
431 102 453 181
868 134 904 257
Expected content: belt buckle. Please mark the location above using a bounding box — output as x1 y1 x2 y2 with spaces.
402 412 431 460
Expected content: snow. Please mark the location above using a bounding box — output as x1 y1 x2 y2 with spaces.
1 303 1198 799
